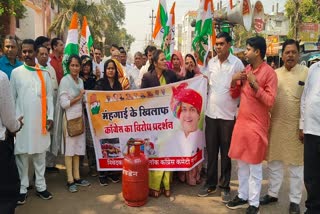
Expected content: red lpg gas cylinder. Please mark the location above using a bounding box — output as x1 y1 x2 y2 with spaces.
122 139 149 207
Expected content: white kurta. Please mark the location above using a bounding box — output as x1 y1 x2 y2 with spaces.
10 65 53 155
43 65 59 155
59 75 86 156
160 129 205 157
45 65 58 102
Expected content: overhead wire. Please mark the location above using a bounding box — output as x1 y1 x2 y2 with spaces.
122 0 150 5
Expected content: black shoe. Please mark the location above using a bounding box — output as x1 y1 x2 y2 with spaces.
197 184 216 197
259 194 278 205
289 202 300 214
226 195 249 210
107 174 120 183
99 176 109 186
17 193 27 205
46 167 59 173
246 205 260 214
36 189 53 200
221 189 231 203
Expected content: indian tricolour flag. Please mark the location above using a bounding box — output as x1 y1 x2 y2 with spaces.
63 12 79 75
152 0 168 43
162 2 176 60
79 16 94 57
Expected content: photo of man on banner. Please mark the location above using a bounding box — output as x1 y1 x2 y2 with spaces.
159 82 205 157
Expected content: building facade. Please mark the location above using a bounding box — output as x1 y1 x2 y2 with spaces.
7 0 57 40
180 11 197 56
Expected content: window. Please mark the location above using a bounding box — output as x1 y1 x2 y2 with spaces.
16 18 20 28
191 31 195 39
276 21 281 27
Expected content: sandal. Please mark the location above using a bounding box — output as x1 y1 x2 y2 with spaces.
162 189 171 197
149 189 161 198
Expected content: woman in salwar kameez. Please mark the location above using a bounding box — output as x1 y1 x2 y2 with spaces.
141 49 178 197
55 55 91 193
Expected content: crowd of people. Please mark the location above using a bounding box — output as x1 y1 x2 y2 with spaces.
0 32 319 214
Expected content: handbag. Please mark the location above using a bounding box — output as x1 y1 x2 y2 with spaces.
66 113 84 137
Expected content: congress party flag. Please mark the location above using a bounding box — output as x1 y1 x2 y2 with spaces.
79 16 94 57
63 12 79 75
192 0 214 66
162 2 176 60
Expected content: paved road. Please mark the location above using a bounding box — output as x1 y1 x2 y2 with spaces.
15 159 306 214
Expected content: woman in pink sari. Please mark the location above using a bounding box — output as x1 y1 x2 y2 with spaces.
171 51 185 79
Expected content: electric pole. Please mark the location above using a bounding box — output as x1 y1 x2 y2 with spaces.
149 9 156 44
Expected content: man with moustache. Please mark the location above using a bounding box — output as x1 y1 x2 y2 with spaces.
137 45 157 88
260 39 308 214
0 35 22 79
134 51 144 70
197 32 244 203
36 46 60 174
10 39 54 205
93 47 104 79
226 36 278 214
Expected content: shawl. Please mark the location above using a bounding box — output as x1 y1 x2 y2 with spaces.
24 63 47 134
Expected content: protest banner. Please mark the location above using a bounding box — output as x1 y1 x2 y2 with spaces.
86 76 207 171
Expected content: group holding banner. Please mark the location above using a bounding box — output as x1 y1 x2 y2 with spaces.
85 76 207 171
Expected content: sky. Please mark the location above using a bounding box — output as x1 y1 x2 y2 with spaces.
122 0 285 54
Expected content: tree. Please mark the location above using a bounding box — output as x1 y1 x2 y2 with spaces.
232 25 257 48
0 0 26 36
49 0 102 38
49 0 135 51
118 28 135 51
285 0 320 39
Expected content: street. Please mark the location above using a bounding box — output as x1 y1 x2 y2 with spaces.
15 159 306 214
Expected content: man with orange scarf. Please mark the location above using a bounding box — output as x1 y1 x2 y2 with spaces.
10 39 54 205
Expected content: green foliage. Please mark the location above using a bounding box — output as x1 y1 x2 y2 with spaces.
0 0 26 37
232 25 257 48
285 0 320 39
49 0 135 51
0 0 26 18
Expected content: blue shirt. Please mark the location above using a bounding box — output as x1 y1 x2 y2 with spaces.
0 56 23 79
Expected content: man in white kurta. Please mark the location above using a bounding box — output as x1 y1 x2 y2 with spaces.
10 39 54 204
137 46 156 88
36 46 60 173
